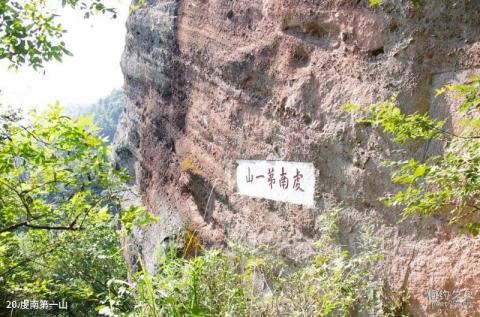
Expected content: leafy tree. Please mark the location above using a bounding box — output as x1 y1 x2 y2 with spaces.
344 75 480 235
0 0 133 314
0 0 117 69
0 104 148 316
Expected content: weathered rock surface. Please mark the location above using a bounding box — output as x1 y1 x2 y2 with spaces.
113 0 480 315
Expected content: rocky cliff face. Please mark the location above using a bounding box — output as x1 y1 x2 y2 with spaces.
113 0 480 315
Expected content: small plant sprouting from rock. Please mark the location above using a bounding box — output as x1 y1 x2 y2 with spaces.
182 227 204 257
382 286 410 317
181 154 200 175
369 0 421 8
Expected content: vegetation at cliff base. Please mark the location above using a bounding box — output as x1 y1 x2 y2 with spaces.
98 210 384 317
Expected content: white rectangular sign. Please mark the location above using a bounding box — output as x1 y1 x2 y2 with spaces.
236 160 315 207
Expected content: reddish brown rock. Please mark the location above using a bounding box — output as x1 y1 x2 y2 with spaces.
113 0 480 315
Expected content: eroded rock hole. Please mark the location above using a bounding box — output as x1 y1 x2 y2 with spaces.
303 21 325 37
370 47 384 57
291 47 310 67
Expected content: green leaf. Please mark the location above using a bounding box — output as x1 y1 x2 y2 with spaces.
413 165 426 178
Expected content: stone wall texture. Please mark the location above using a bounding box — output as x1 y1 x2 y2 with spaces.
113 0 480 315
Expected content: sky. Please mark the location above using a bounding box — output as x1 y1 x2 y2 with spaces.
0 0 130 110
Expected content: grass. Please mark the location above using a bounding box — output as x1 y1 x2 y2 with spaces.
98 209 390 317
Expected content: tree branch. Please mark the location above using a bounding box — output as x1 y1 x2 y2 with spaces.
431 125 480 140
0 221 82 234
0 178 32 220
0 237 66 278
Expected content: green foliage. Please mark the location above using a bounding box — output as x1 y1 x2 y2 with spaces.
263 209 383 317
66 89 125 144
436 74 480 112
99 210 382 317
0 0 116 69
0 1 131 314
128 0 146 15
1 221 128 316
342 97 446 143
0 105 149 316
344 76 480 235
0 103 126 234
99 247 250 317
369 0 384 6
382 287 410 317
369 0 421 8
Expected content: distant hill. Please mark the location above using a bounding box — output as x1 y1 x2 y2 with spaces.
66 89 124 144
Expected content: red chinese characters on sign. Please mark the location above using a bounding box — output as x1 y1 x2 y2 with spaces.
245 166 304 191
246 167 254 183
237 160 314 206
293 169 304 192
267 168 275 189
279 167 289 189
